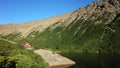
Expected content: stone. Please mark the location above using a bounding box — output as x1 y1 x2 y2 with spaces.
34 49 75 68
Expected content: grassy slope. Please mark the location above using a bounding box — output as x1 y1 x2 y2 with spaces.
101 14 120 53
1 12 120 54
18 12 120 53
0 40 49 68
18 17 105 53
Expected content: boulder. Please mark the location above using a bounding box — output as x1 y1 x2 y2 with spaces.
34 49 75 68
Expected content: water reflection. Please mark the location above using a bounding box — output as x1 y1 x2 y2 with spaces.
60 52 120 68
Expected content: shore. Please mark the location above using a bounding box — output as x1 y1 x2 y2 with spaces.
34 49 75 68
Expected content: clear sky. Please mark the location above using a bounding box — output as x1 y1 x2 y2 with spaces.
0 0 95 24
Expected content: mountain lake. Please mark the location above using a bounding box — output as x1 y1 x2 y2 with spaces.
60 52 120 68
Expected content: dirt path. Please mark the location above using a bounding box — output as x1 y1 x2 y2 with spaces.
0 38 17 44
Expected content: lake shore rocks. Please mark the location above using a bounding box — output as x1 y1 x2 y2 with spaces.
34 49 75 68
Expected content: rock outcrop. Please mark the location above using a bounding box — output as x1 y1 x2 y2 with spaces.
34 49 75 68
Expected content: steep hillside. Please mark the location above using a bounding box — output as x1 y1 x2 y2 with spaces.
0 12 72 37
101 13 120 53
0 0 120 53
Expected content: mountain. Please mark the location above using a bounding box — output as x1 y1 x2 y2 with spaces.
0 0 120 53
0 12 72 37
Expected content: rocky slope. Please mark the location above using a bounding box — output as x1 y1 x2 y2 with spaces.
0 12 72 37
0 0 119 37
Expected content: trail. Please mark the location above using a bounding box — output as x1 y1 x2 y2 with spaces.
0 38 17 44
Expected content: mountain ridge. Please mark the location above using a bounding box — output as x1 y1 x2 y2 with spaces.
0 12 72 37
0 0 120 37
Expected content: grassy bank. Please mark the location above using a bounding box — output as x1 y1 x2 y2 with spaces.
0 40 49 68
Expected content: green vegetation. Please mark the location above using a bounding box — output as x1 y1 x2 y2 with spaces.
1 33 21 41
101 17 120 53
19 19 106 53
0 40 49 68
18 12 120 53
1 12 120 55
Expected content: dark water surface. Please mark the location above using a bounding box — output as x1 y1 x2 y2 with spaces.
60 52 120 68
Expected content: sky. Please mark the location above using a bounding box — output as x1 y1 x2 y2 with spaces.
0 0 95 24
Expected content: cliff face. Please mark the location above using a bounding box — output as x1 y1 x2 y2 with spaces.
0 0 120 53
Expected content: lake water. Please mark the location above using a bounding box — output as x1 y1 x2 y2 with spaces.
60 52 120 68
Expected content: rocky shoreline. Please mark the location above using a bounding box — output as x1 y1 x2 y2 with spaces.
34 49 75 68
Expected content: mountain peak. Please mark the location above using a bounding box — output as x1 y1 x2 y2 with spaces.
70 0 120 24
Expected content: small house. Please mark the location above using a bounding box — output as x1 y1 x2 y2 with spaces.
21 42 34 50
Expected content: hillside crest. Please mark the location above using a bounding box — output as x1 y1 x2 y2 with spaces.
0 0 120 37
